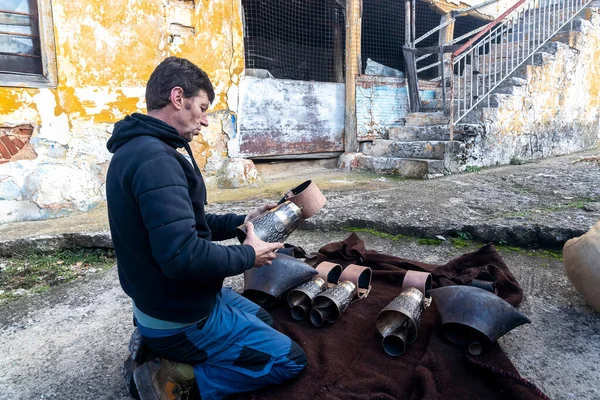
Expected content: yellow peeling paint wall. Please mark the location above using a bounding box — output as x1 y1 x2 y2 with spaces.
0 0 245 223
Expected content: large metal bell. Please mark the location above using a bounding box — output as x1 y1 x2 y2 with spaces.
243 253 317 308
376 287 425 356
429 285 531 355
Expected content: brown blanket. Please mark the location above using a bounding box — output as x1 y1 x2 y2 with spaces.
236 233 547 400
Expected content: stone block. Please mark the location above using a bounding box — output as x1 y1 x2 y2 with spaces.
217 158 258 189
387 125 450 142
337 152 362 170
357 155 445 179
404 112 449 127
367 140 446 160
23 164 102 211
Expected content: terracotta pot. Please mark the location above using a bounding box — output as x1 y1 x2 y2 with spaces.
563 220 600 313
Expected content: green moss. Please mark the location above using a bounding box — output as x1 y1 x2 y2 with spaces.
418 238 444 245
496 245 563 261
509 157 526 165
451 238 472 248
465 165 482 173
344 227 413 241
502 198 597 218
546 200 593 212
0 248 115 304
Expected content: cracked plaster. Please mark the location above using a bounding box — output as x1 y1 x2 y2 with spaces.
0 0 245 223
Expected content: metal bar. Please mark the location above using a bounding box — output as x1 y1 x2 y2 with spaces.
528 2 531 56
405 0 411 46
412 0 416 48
543 0 547 38
488 37 492 102
0 51 40 58
441 47 447 113
453 0 528 57
519 10 524 64
552 0 556 33
505 22 509 80
450 53 457 141
0 31 38 38
512 17 515 71
494 25 498 89
521 11 529 59
452 0 499 16
0 10 34 17
474 47 479 102
450 25 488 45
535 0 543 47
569 0 575 30
416 61 441 73
413 18 455 45
416 53 432 62
408 44 462 56
470 50 473 109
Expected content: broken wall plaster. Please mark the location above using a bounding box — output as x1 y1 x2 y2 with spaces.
0 0 245 223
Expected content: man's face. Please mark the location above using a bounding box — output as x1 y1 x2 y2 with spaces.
175 90 210 142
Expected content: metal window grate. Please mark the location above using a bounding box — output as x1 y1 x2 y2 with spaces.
361 0 406 76
0 0 42 75
241 0 345 83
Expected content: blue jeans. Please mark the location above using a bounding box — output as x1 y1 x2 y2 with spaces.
136 288 306 400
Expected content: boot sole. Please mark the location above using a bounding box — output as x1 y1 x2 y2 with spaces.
133 362 160 400
122 356 141 399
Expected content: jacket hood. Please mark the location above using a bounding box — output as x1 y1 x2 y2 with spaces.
107 113 186 153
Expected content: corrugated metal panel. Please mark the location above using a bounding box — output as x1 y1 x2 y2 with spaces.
356 76 410 141
238 76 345 158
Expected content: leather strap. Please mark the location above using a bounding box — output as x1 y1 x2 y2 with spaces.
401 270 432 298
339 264 372 300
315 261 342 286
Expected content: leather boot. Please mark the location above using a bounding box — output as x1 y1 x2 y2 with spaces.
133 358 199 400
123 327 150 399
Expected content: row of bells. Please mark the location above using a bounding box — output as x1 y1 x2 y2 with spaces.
286 265 431 356
244 256 531 357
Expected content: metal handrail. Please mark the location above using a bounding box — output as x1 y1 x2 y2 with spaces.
404 0 593 138
452 0 528 58
450 0 593 133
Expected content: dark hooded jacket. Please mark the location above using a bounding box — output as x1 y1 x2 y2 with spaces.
106 113 255 323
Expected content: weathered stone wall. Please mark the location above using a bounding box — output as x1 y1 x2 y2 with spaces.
0 0 245 224
464 8 600 167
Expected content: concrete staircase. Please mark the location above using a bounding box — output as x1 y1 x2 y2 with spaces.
354 7 597 179
355 113 483 179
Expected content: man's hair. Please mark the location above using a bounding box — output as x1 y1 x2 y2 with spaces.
145 57 215 111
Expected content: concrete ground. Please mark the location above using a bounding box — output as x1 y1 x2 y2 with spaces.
1 150 600 399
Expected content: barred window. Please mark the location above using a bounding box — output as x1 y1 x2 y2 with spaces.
0 0 42 75
0 0 56 87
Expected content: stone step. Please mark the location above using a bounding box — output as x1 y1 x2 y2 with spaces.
404 111 449 126
387 124 450 142
365 139 462 160
356 155 445 179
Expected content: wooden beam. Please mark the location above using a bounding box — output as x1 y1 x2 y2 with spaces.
334 12 344 83
344 0 361 153
438 13 455 86
403 47 421 113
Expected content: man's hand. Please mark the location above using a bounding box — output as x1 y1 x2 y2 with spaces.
243 221 284 267
244 203 279 223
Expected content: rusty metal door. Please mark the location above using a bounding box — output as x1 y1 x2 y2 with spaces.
237 76 345 158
